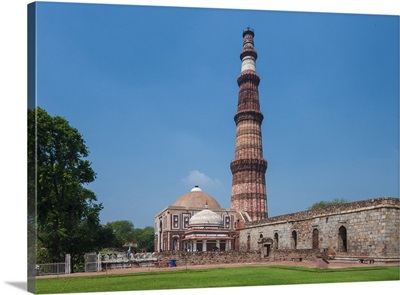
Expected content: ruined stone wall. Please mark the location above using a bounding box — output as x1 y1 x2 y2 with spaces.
239 197 399 260
100 252 159 269
272 249 321 261
155 249 320 267
156 251 263 267
155 251 274 267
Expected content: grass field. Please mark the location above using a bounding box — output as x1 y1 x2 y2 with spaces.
36 265 400 294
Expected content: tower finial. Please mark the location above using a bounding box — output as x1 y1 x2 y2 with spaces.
240 27 257 72
242 26 255 37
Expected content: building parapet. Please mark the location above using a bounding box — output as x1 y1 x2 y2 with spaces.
245 197 399 228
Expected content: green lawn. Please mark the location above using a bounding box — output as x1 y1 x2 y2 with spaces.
36 265 400 294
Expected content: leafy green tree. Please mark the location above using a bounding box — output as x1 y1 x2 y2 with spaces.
28 107 106 270
104 220 136 248
134 226 155 252
102 221 154 252
309 198 347 210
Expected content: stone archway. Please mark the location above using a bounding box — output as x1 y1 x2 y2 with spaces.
258 237 273 258
338 226 347 252
172 238 178 251
274 233 279 249
312 228 319 249
291 231 297 249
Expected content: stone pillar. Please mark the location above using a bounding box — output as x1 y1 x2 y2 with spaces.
65 254 71 274
193 241 197 252
203 240 207 251
97 253 102 272
260 244 265 258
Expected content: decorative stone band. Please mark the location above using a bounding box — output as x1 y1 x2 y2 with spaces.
234 110 264 125
235 142 263 150
237 70 260 86
237 93 260 112
240 48 258 61
230 158 268 174
231 193 266 201
231 171 266 186
235 127 262 137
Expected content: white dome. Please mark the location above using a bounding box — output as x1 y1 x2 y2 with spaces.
191 186 202 192
189 209 223 227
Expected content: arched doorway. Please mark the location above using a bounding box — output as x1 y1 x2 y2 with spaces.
291 231 297 249
274 233 279 249
312 228 319 249
338 226 347 252
172 238 178 251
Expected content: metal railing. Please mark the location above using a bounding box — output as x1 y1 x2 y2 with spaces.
85 253 102 272
36 263 66 276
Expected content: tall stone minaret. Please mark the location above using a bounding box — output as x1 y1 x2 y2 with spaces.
230 28 268 222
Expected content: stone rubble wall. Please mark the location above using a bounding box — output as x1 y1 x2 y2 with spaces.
100 252 158 269
154 249 320 268
240 197 399 259
271 249 322 261
97 250 322 270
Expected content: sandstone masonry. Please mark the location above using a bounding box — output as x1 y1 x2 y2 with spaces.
238 197 399 261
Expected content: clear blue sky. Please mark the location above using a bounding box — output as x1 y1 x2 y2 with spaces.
34 2 399 228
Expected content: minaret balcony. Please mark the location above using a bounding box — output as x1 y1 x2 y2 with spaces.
234 110 264 125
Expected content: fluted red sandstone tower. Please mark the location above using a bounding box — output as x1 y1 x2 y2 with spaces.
230 28 268 221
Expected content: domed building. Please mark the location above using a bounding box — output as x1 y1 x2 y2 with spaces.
172 186 221 209
181 208 235 252
154 186 237 252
